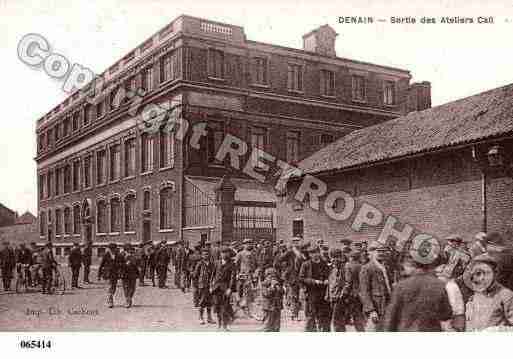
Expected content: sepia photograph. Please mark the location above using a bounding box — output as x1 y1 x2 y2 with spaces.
1 1 513 347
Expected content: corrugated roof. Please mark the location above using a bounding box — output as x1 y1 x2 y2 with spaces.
298 83 513 175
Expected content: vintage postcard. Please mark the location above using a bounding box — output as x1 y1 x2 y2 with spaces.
1 1 513 346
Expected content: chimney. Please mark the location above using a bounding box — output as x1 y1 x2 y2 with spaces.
408 81 431 112
302 25 338 57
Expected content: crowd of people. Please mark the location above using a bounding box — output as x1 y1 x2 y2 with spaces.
1 231 513 332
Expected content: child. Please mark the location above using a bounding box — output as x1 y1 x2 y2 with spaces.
261 267 284 332
193 248 216 325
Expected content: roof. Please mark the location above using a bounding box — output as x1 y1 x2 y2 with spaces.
0 202 15 214
298 83 513 175
185 176 276 203
16 211 36 225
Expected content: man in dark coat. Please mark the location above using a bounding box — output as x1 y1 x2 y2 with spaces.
40 242 57 294
82 241 93 283
156 240 171 288
326 248 347 331
210 246 237 331
261 267 284 331
383 254 452 331
147 243 157 286
193 248 216 324
342 250 365 331
134 243 147 286
16 243 33 286
68 242 83 289
0 240 16 291
359 242 392 331
299 246 331 331
121 244 139 308
98 243 125 308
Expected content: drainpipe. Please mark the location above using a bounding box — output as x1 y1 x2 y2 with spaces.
481 170 487 233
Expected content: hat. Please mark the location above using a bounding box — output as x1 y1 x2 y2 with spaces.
265 267 277 277
124 243 132 250
473 252 499 266
108 242 117 249
342 247 352 254
220 246 231 253
321 244 329 251
291 237 301 243
316 239 324 245
330 248 343 258
446 235 463 243
368 241 387 251
308 245 320 254
353 242 363 248
349 250 362 259
340 239 351 245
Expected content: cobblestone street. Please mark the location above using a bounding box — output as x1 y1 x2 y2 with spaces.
0 267 305 331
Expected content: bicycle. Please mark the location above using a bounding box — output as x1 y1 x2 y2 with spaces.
17 264 66 295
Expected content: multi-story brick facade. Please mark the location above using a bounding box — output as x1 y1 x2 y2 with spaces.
277 83 513 247
35 15 429 257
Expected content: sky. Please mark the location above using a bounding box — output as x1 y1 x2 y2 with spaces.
1 0 513 215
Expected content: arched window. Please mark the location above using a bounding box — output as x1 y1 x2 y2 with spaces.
160 186 174 230
110 196 121 233
124 193 136 232
97 199 107 234
143 189 151 211
55 208 62 235
64 207 71 235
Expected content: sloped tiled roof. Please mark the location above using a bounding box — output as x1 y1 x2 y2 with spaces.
16 211 36 224
298 83 513 175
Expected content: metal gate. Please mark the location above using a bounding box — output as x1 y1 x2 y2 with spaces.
233 202 276 242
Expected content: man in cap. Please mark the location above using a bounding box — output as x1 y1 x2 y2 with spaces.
210 246 237 331
340 239 352 255
68 242 83 289
134 242 148 287
321 244 332 266
210 239 222 262
0 240 16 291
193 248 216 325
261 267 284 331
121 243 139 308
15 243 33 287
299 245 331 331
326 248 347 331
234 238 257 315
440 235 471 280
99 243 126 308
464 252 513 331
156 240 171 288
342 250 365 331
257 239 274 282
189 245 202 307
81 241 93 284
40 242 57 294
359 241 392 331
147 242 158 287
383 251 452 331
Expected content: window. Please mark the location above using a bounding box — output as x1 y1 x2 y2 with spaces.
55 167 61 196
160 187 174 230
46 171 52 198
55 247 62 256
84 155 92 188
124 194 136 232
64 207 71 235
124 138 136 177
204 122 224 165
161 52 178 83
352 75 366 101
55 208 62 235
63 164 71 194
143 190 151 211
159 129 175 168
47 128 54 148
73 204 80 235
64 247 70 256
97 247 106 258
320 70 335 97
250 127 267 168
292 219 304 238
63 117 70 137
97 200 107 234
72 112 80 132
287 64 303 92
110 144 121 181
125 76 136 97
253 57 268 85
39 211 46 236
84 104 93 125
72 160 80 191
141 133 154 173
286 131 300 164
96 100 104 118
208 49 224 79
321 134 334 146
39 174 44 200
142 67 154 92
384 80 395 105
96 150 106 185
110 197 121 233
55 124 61 142
110 87 120 110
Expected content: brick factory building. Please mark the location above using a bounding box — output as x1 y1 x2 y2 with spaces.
35 15 429 258
277 83 513 247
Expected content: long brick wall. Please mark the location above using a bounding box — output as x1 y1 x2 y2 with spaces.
276 148 511 247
